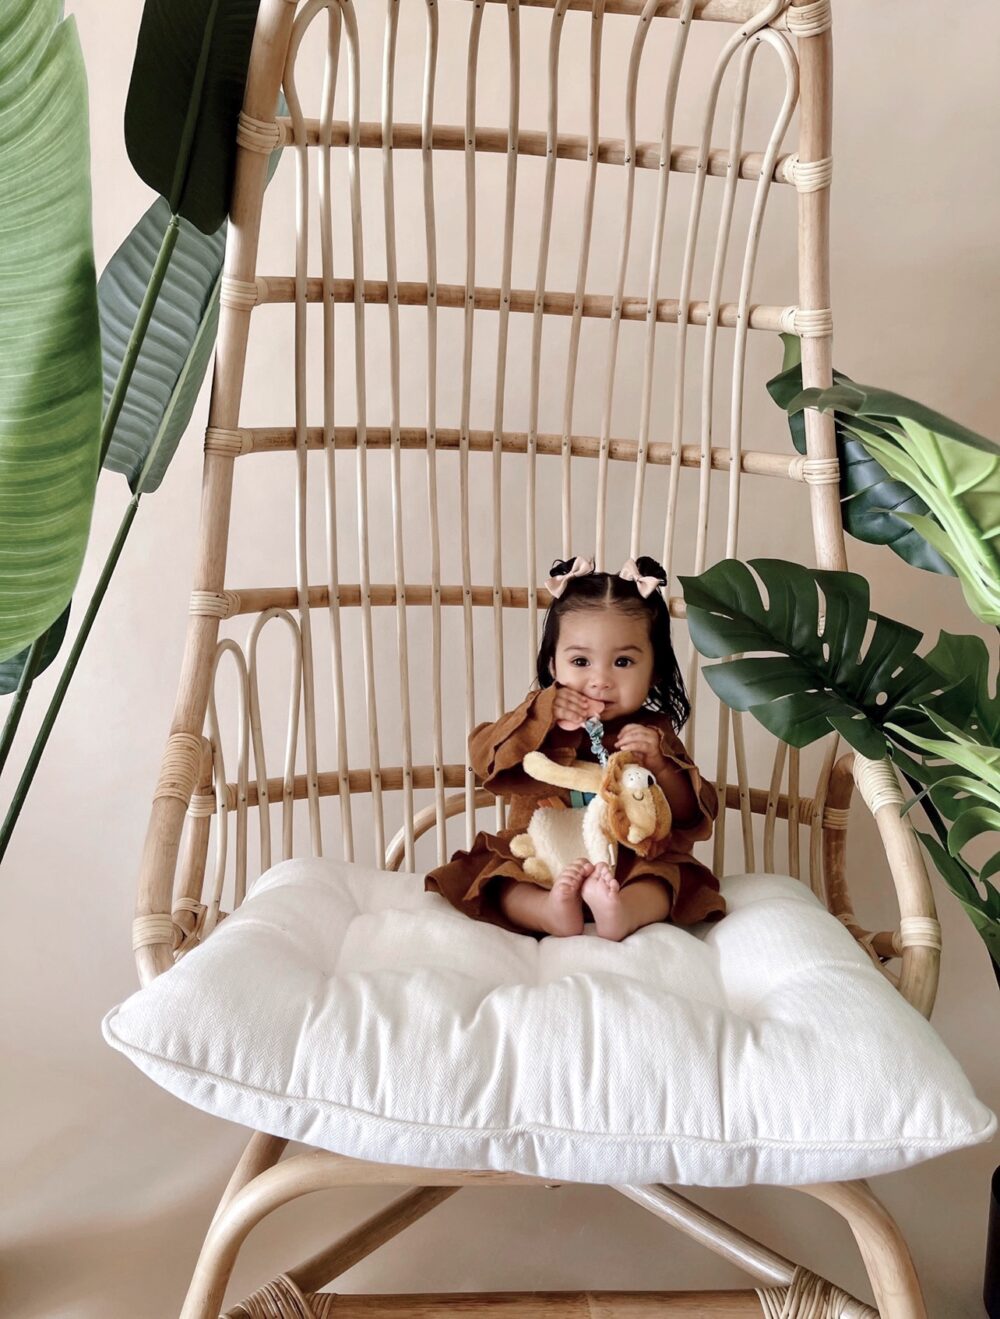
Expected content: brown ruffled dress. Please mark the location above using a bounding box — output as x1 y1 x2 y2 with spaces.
425 684 727 936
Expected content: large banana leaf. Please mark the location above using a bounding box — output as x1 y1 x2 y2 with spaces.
0 606 70 698
789 378 997 456
766 336 953 576
856 421 1000 626
889 633 1000 876
789 384 1000 625
679 559 940 759
0 94 286 705
100 199 226 493
0 2 102 664
125 0 262 234
101 110 284 494
890 706 1000 882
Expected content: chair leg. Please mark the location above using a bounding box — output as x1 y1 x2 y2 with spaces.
620 1185 877 1316
182 1158 926 1319
222 1186 459 1315
181 1154 477 1319
797 1180 927 1319
210 1131 289 1231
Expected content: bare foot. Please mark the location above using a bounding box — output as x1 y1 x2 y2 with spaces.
581 862 631 942
542 859 591 936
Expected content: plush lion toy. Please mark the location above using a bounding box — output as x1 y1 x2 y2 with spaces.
508 750 673 888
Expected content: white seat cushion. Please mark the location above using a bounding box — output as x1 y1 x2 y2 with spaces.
103 859 995 1186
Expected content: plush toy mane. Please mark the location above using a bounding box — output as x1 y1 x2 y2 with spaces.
600 756 673 858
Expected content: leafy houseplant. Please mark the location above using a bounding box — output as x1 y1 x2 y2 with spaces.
681 340 1000 1316
682 337 1000 975
0 0 274 860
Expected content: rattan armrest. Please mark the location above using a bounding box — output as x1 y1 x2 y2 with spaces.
829 752 941 1018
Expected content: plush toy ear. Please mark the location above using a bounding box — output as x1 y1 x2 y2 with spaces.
605 794 629 846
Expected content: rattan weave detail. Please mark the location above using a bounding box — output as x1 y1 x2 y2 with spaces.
131 914 177 952
205 426 253 457
153 732 203 803
756 1264 868 1317
237 111 286 153
220 275 269 310
226 1273 317 1317
786 1 832 38
190 590 241 619
854 755 904 815
821 806 850 830
782 153 833 191
779 306 834 337
900 916 944 951
802 457 840 485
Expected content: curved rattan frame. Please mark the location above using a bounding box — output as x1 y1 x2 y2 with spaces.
130 1 940 1313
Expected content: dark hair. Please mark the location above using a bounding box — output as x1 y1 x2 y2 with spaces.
535 555 690 730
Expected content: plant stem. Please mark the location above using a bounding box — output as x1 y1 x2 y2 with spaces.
167 0 221 213
0 497 141 864
0 637 47 779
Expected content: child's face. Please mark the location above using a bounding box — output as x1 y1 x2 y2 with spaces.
549 607 655 721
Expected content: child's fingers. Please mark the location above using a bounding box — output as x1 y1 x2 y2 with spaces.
554 690 602 729
616 722 653 739
616 730 656 753
615 722 641 738
554 690 587 714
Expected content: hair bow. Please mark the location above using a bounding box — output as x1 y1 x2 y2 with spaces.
618 557 667 600
545 556 595 598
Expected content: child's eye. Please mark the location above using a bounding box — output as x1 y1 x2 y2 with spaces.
570 657 589 667
614 657 634 667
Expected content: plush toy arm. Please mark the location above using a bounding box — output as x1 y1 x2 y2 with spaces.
522 751 604 794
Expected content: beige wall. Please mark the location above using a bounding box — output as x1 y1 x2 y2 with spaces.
2 2 998 1315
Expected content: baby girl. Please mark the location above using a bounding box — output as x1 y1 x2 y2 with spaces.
425 555 726 940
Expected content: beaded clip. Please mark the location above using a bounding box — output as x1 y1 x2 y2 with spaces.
583 716 609 768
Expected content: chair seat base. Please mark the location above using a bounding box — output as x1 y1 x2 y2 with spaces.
226 1288 767 1317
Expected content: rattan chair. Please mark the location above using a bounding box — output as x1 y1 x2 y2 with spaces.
126 0 953 1313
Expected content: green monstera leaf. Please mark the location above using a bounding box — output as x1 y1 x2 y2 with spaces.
766 336 953 576
788 380 1000 625
0 1 102 664
679 559 940 759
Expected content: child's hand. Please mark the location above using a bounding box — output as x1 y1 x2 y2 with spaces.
614 723 669 775
553 687 606 731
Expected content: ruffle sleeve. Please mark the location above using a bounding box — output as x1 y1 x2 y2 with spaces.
652 720 719 843
469 684 578 797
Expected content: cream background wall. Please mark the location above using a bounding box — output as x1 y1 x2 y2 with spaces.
1 2 998 1315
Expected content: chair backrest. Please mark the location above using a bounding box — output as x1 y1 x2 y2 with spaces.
135 0 843 980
